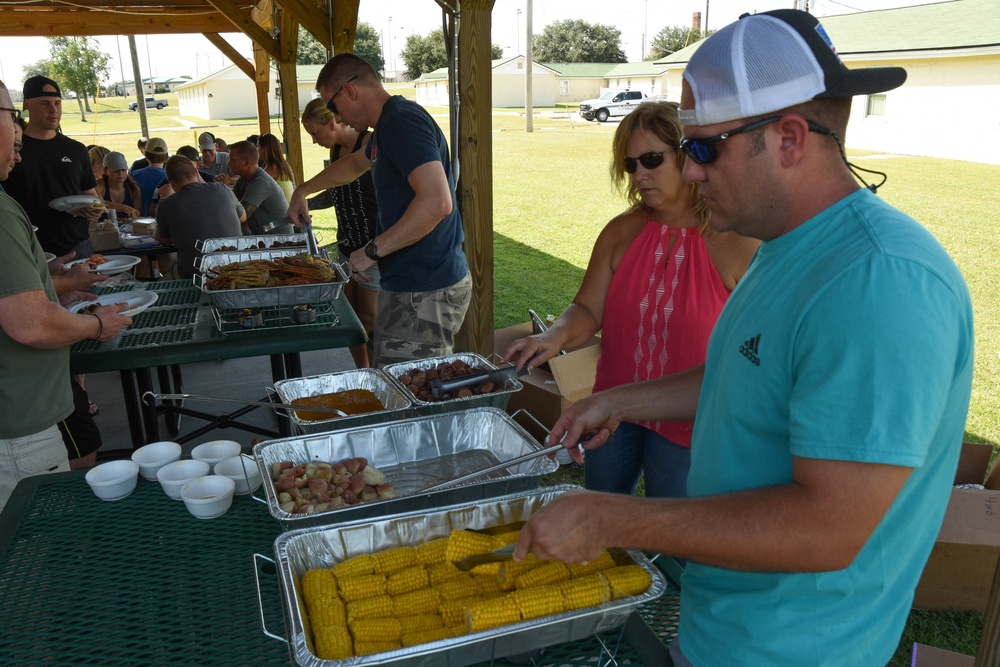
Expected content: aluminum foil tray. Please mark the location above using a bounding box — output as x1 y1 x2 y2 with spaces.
271 485 667 667
194 249 347 309
196 233 308 254
253 407 558 530
383 353 522 417
273 369 413 435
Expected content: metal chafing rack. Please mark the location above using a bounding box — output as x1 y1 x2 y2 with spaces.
194 249 347 309
196 233 308 254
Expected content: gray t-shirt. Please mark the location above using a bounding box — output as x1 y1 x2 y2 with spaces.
234 167 292 235
201 151 232 177
155 182 244 278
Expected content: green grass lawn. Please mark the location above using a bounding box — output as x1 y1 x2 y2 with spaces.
56 95 997 664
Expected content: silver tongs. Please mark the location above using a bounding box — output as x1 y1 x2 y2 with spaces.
421 441 570 494
430 365 529 398
143 391 347 417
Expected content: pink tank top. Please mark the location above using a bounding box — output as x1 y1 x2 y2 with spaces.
592 214 731 446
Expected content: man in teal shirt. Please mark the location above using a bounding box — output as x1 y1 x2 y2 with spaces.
514 10 974 666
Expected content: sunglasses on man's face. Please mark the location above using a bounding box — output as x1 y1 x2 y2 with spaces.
0 107 22 125
325 75 359 116
624 151 669 174
679 116 781 165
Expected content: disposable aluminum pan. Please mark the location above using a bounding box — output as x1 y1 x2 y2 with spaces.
270 485 667 667
196 233 307 254
384 353 522 417
253 407 558 530
194 249 347 309
272 369 413 435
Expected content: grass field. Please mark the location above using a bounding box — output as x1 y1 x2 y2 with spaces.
55 89 997 663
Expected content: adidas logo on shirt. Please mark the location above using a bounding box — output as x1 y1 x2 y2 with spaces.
740 334 761 366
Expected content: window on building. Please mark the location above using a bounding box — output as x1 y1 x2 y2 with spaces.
517 61 523 70
866 94 886 117
560 80 568 96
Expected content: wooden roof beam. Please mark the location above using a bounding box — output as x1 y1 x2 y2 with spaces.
329 0 359 54
203 32 255 78
0 10 234 36
205 0 282 60
274 0 331 51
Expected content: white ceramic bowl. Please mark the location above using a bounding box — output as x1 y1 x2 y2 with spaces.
156 459 211 500
85 460 140 501
214 455 263 495
190 440 242 473
131 441 182 481
180 475 236 519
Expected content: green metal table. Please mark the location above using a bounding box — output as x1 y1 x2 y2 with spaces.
0 471 680 666
69 280 366 452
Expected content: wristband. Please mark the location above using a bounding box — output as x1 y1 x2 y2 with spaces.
88 312 103 341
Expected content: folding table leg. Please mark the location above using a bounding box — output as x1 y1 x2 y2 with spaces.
135 367 160 443
118 369 146 449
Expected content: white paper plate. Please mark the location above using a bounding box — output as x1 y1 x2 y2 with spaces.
48 195 105 214
65 255 141 275
68 291 158 317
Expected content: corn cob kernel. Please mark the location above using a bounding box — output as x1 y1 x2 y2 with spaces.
447 623 468 638
465 595 521 632
346 594 394 622
371 546 417 575
310 599 348 629
398 614 444 634
476 575 505 597
313 625 353 660
497 554 540 590
492 530 522 547
331 553 375 580
435 576 483 602
385 565 429 596
427 561 466 586
510 584 566 620
445 529 498 563
566 550 617 579
339 573 388 602
600 565 652 600
440 596 477 627
393 587 441 616
559 573 612 610
348 616 402 643
354 641 401 656
401 626 452 647
514 561 570 590
302 568 338 612
469 562 502 576
414 537 449 565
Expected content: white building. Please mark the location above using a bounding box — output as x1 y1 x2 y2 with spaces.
174 64 325 121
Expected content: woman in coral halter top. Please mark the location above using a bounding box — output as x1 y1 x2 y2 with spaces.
505 102 759 498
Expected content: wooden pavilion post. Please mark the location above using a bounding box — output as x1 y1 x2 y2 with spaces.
276 9 303 185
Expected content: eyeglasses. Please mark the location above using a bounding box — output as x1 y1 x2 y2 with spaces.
13 141 23 153
624 151 670 174
679 116 781 165
0 107 22 124
325 75 359 116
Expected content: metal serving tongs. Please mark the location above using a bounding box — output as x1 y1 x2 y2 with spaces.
142 391 348 418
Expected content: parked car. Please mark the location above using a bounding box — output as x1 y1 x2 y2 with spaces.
129 97 168 111
579 90 647 122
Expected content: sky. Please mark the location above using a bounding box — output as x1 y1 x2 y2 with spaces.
0 0 946 91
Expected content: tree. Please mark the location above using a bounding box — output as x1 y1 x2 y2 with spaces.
400 29 504 80
297 22 384 77
649 25 713 58
532 20 626 63
22 60 53 83
296 28 327 65
46 37 111 121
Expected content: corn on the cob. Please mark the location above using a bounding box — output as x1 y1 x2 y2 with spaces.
600 565 652 599
465 595 520 632
399 613 443 634
401 626 452 647
514 561 570 590
414 537 449 565
385 565 429 596
346 594 395 622
492 530 522 546
445 529 498 563
476 575 505 597
332 553 375 580
371 546 417 575
469 562 502 576
439 596 478 627
446 623 468 638
339 573 388 602
497 554 540 590
435 576 483 602
426 561 466 586
558 573 612 610
393 587 441 616
313 625 353 660
310 599 348 628
348 616 403 643
510 585 566 620
301 568 338 612
566 550 617 579
354 641 401 656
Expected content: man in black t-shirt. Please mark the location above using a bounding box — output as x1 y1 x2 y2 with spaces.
4 76 98 256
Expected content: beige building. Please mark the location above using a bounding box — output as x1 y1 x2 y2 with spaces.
174 64 324 121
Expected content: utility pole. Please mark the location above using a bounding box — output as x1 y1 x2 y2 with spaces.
128 36 148 138
387 16 393 81
705 0 710 34
517 9 522 54
525 0 533 132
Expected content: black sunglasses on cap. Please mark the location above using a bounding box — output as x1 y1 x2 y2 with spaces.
325 75 359 116
624 151 669 174
679 116 781 165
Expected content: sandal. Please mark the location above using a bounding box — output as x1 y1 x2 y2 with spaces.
88 401 100 416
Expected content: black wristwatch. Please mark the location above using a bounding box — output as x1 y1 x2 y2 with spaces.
364 239 381 260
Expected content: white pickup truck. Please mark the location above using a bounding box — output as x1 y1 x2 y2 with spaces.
129 97 168 111
579 90 646 122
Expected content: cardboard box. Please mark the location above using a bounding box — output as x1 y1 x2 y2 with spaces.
911 643 974 667
493 322 601 439
88 223 120 252
913 442 1000 613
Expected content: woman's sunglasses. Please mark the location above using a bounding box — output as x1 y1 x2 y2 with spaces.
624 151 667 174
